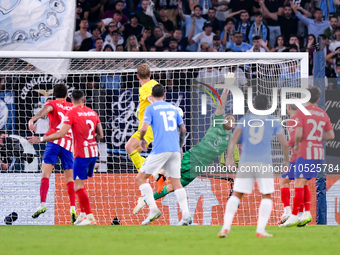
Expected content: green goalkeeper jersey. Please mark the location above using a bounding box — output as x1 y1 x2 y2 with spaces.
189 115 232 166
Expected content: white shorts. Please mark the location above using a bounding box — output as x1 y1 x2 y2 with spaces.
233 163 274 195
140 152 181 179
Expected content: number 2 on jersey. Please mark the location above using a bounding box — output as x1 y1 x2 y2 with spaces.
86 120 95 139
160 111 176 131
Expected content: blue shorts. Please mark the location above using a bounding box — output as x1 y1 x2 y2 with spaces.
282 161 295 180
42 142 74 170
73 157 97 180
295 157 323 180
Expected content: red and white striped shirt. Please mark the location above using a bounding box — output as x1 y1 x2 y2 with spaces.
63 105 100 158
295 104 333 160
45 100 73 151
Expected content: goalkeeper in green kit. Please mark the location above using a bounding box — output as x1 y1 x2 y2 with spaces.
133 73 239 215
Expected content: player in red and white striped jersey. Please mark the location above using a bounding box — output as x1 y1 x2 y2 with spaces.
28 84 77 223
281 86 334 227
29 90 103 225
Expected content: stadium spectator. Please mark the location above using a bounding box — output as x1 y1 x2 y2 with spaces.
82 75 101 113
329 27 340 52
288 34 301 51
189 0 213 15
104 25 124 51
178 4 207 38
77 0 90 20
221 18 235 48
116 44 124 51
74 19 92 51
103 44 114 51
229 10 251 43
155 28 187 51
277 60 301 87
168 38 180 52
228 0 258 19
247 12 269 45
146 26 164 50
125 35 141 51
271 35 286 52
102 1 129 25
79 25 102 51
228 32 251 52
200 42 213 51
137 0 161 29
138 27 153 51
328 63 340 89
158 6 175 33
213 0 230 22
260 0 284 48
87 0 106 27
75 2 85 31
89 38 104 52
98 10 123 31
203 8 222 35
291 4 329 38
247 35 270 52
100 72 123 91
188 21 215 51
212 35 225 52
121 14 144 39
260 2 300 45
324 16 339 40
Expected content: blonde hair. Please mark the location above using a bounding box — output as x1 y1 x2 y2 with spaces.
137 63 150 79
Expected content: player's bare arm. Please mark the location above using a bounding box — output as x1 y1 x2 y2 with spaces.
179 124 187 147
139 122 149 152
28 105 53 133
28 124 71 144
95 122 104 142
225 129 242 167
322 129 335 141
277 133 289 169
294 126 303 153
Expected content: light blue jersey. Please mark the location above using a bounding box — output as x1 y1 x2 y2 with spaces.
236 114 284 165
143 101 183 155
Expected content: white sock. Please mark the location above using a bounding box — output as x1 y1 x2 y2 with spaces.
174 188 190 219
256 198 273 233
284 206 291 215
139 183 158 212
222 196 240 231
41 202 46 208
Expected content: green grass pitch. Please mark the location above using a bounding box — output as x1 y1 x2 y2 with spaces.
1 225 339 255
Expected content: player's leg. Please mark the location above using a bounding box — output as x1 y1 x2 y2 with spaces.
279 177 292 224
125 126 153 171
165 152 191 225
74 157 97 225
32 143 60 218
256 174 274 237
219 190 243 238
60 148 76 224
136 154 163 225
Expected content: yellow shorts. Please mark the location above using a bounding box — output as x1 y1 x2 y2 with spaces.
131 125 154 145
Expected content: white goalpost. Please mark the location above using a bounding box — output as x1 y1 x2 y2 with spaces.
0 51 309 225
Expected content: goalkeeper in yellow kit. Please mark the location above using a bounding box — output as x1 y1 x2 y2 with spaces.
125 63 158 172
133 73 239 214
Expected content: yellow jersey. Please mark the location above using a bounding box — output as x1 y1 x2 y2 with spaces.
138 79 158 125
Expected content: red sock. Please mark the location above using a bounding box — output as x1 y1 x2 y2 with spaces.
299 202 304 213
76 188 92 215
280 187 290 207
66 181 76 207
79 201 86 213
40 178 49 203
304 185 311 211
292 188 304 215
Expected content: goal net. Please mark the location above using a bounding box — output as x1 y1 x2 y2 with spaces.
0 51 313 226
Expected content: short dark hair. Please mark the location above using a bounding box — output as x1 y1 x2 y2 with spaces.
213 35 220 41
91 25 101 33
193 5 203 11
254 94 268 110
225 17 235 24
54 84 68 98
252 35 262 41
307 86 321 103
330 16 338 21
72 90 84 101
314 7 323 13
334 26 340 33
254 11 263 17
152 84 164 98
